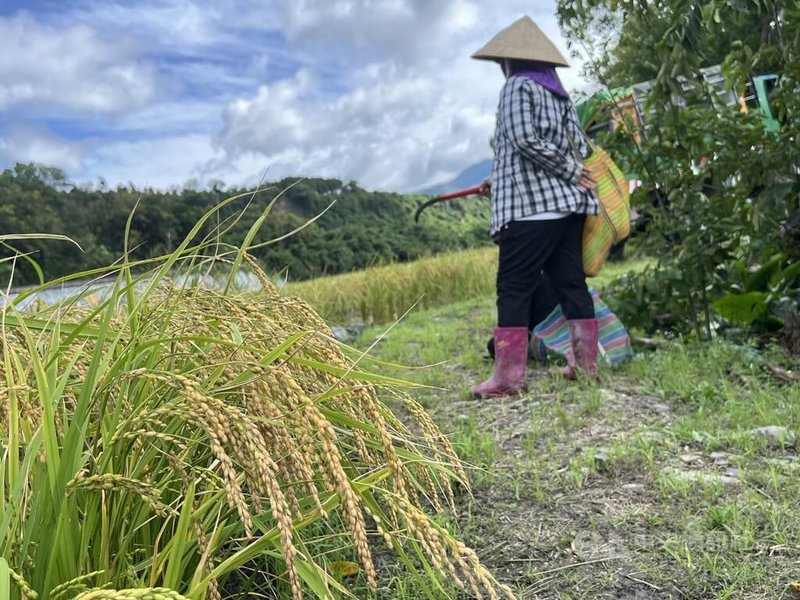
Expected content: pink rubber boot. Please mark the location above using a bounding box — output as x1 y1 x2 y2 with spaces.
561 319 600 379
472 327 528 398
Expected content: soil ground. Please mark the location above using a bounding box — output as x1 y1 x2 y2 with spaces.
357 298 800 599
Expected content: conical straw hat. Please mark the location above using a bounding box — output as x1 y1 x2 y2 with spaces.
471 16 569 67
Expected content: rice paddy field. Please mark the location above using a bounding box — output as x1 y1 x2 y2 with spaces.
285 247 645 325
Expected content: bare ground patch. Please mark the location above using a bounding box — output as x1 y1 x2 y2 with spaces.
426 364 800 599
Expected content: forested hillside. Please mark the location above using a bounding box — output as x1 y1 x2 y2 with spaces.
0 163 491 286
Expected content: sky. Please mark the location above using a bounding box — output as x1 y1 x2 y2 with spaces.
0 0 588 193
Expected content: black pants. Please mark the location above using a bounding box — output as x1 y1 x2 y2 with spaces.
487 271 560 359
526 271 560 326
495 215 594 328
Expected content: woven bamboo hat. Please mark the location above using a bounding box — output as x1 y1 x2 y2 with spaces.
471 16 569 67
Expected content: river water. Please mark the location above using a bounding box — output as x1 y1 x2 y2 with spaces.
2 270 269 311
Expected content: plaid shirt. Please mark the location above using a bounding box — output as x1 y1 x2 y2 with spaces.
489 75 598 236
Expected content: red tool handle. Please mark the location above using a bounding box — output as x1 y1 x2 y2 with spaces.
414 185 484 222
433 185 483 201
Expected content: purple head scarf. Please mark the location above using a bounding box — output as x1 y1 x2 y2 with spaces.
509 60 570 99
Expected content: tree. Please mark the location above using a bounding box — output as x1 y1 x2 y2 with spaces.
0 165 492 287
557 0 800 341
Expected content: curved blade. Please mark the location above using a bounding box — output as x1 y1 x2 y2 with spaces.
414 197 445 223
413 185 483 223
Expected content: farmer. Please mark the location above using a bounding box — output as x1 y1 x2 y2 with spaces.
471 16 600 398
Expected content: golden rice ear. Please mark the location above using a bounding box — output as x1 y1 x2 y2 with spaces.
0 185 516 600
2 279 514 599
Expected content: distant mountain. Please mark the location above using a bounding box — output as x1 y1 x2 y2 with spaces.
419 159 492 196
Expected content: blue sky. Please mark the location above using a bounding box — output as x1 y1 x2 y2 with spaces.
0 0 586 192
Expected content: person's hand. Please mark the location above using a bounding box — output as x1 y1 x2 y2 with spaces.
479 178 491 197
577 166 597 192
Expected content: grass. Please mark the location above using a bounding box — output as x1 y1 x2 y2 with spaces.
343 256 647 396
0 195 514 600
352 287 800 599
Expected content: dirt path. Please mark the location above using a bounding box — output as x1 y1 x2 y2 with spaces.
426 363 800 600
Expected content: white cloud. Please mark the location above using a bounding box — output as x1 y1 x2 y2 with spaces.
0 125 83 172
75 134 221 189
214 60 499 190
111 100 224 137
281 0 479 60
0 0 590 192
212 1 587 190
61 0 229 51
0 13 158 114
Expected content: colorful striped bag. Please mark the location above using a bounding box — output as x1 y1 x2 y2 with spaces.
581 145 631 277
529 287 633 366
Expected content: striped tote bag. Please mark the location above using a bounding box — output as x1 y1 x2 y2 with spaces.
582 145 631 277
530 287 633 366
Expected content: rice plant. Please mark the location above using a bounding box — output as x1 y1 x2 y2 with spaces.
0 192 514 600
287 247 650 326
285 247 499 324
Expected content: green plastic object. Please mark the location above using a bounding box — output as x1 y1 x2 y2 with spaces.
575 86 636 130
752 74 780 133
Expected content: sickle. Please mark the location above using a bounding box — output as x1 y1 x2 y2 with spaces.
414 185 484 223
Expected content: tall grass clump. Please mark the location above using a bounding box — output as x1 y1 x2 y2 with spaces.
288 247 651 325
285 247 499 324
0 192 514 600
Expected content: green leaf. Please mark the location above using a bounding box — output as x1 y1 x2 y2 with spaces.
712 291 770 324
759 182 794 206
774 260 800 292
163 480 196 588
0 558 10 600
329 560 360 578
0 242 46 285
745 254 784 292
0 233 82 249
295 556 354 599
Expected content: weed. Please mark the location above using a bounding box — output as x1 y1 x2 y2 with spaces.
451 411 500 483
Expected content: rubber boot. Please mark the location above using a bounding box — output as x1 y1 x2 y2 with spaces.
561 319 600 379
486 330 536 360
472 327 528 398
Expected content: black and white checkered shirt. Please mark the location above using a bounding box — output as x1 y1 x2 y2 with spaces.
489 75 599 236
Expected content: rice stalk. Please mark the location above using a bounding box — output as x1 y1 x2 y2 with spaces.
75 588 190 600
0 192 514 600
286 247 498 324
